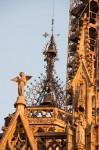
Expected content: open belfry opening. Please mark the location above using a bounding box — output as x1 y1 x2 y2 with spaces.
1 0 99 150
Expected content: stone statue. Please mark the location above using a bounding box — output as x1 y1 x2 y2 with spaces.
11 72 32 96
76 121 85 145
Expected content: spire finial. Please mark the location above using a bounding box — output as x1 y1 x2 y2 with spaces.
52 0 54 35
51 18 54 35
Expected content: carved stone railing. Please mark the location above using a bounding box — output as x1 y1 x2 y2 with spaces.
25 106 67 126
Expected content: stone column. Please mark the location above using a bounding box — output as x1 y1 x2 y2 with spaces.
95 125 99 150
66 123 73 150
86 125 96 150
87 85 93 125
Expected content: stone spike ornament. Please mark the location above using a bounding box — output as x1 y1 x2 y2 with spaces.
11 72 32 96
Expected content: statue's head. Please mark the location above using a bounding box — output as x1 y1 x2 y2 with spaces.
20 72 25 77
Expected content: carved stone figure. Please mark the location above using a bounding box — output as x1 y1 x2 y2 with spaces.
76 121 85 145
11 72 32 96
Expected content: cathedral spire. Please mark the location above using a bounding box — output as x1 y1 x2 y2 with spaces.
25 19 65 109
41 19 58 105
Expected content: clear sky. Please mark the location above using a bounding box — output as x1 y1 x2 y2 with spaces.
0 0 69 130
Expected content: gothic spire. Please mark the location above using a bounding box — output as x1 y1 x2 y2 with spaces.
41 18 58 105
25 19 65 109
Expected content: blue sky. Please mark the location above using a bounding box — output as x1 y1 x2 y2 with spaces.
0 0 69 130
